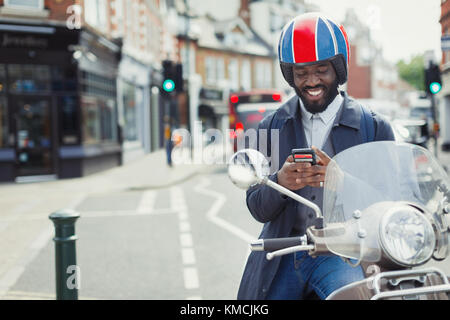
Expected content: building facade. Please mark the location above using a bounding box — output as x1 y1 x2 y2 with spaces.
108 0 166 163
0 0 123 182
248 0 318 94
177 13 275 134
0 0 172 182
343 8 402 118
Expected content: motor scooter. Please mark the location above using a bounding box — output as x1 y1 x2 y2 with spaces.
228 141 450 300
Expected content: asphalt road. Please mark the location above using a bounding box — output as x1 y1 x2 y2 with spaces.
2 139 450 300
5 169 262 300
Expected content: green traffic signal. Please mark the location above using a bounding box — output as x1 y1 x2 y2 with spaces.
163 79 175 93
430 82 442 94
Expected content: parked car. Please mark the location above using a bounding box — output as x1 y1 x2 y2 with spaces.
392 119 430 148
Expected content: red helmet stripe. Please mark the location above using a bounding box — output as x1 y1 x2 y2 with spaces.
292 17 318 64
339 24 350 65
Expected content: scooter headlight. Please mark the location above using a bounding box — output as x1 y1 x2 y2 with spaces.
379 205 435 267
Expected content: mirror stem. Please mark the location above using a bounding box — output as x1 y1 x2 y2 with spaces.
264 178 322 219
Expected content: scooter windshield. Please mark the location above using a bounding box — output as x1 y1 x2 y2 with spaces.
322 141 449 262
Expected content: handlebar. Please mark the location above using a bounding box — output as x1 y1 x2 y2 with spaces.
250 236 308 252
250 235 315 260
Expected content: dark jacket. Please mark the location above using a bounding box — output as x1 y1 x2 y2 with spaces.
237 92 395 300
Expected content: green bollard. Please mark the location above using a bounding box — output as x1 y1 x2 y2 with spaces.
49 209 80 300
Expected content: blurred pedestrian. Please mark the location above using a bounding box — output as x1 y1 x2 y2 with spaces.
238 12 395 300
164 116 173 167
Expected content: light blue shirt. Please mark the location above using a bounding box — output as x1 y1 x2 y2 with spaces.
299 94 344 149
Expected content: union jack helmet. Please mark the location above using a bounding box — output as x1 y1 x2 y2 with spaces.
278 13 350 86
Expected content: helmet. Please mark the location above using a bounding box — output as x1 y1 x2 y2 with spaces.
278 13 350 87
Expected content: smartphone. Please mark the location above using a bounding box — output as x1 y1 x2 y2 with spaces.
292 148 317 165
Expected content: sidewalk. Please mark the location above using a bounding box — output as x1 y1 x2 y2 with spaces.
0 148 221 197
75 148 217 193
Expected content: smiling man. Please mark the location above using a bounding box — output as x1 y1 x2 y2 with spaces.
293 61 340 114
237 13 395 300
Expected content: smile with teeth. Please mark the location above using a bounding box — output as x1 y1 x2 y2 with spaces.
306 88 324 97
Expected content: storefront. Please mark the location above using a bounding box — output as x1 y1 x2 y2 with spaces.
0 21 121 182
198 87 229 133
117 54 152 164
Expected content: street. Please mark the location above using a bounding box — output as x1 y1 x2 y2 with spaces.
0 160 261 300
0 141 450 300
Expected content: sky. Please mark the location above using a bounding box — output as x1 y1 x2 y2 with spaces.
189 0 443 65
305 0 442 64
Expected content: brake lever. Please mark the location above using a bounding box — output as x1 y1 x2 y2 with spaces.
266 244 315 261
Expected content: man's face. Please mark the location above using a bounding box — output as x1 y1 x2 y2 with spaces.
292 61 339 114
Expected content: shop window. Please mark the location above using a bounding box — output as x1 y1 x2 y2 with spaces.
81 72 116 97
80 72 118 145
100 99 116 142
8 64 50 93
0 65 8 148
4 0 43 10
60 96 79 145
81 96 101 145
0 64 5 92
51 66 77 92
122 81 138 142
0 96 7 148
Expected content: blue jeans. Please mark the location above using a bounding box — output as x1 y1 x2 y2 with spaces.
266 252 365 300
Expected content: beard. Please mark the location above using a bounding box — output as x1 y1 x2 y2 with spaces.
295 80 339 114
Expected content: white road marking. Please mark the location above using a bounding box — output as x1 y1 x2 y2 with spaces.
179 221 191 233
194 178 255 243
181 248 196 265
137 190 157 214
171 186 201 297
183 267 200 290
75 208 175 218
180 233 194 247
178 210 189 221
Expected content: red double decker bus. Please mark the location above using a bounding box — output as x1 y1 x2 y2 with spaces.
228 90 284 151
229 90 284 137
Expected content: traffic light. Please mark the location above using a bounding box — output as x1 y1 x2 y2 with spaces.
162 61 183 94
425 63 442 95
162 60 175 94
174 63 183 93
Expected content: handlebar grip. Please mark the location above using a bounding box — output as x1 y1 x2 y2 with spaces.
251 237 305 252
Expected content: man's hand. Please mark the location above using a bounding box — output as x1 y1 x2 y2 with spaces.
277 146 332 191
312 146 331 167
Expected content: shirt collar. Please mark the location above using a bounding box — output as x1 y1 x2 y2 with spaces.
299 93 344 124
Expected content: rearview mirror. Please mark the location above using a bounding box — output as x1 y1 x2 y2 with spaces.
227 149 270 190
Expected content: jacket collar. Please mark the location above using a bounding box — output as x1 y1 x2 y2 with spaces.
278 91 362 130
335 91 361 130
